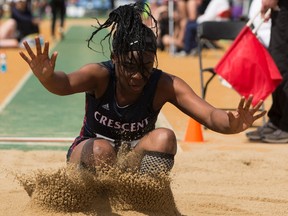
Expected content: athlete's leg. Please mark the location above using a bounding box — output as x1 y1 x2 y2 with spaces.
135 127 177 154
134 127 177 176
68 138 117 171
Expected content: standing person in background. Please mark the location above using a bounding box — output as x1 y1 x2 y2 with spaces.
11 0 40 41
246 0 288 143
50 0 66 40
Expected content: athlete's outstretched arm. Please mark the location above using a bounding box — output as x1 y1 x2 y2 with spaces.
159 74 266 134
19 37 104 95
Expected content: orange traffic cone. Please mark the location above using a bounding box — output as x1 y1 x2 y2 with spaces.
184 118 204 142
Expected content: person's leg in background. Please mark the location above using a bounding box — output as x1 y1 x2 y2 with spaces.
59 0 66 39
0 19 17 40
247 6 288 143
183 20 198 55
0 19 19 48
262 7 288 143
50 1 57 39
174 0 199 55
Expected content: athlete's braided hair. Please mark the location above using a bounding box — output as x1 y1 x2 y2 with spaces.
87 2 158 67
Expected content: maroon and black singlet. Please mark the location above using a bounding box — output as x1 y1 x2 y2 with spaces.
67 61 163 158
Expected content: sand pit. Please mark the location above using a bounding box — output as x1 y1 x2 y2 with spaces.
1 139 288 216
0 18 286 216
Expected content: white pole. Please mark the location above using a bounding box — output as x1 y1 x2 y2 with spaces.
168 0 175 55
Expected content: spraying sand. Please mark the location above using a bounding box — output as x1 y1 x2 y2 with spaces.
1 137 288 215
11 150 180 216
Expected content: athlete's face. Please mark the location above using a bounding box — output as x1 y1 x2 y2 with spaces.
114 51 155 93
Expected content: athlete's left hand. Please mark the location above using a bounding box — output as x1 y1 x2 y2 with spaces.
227 95 266 133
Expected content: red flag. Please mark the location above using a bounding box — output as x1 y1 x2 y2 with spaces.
215 25 282 106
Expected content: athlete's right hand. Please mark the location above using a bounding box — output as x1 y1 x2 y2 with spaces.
19 37 58 83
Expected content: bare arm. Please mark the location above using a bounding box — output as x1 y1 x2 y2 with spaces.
155 73 266 134
19 37 107 95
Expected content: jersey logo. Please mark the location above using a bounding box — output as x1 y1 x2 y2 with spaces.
102 103 110 111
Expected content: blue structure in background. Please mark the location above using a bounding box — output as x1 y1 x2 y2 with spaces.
75 0 111 10
66 0 137 17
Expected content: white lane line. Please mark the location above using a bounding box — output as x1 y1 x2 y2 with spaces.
0 71 32 113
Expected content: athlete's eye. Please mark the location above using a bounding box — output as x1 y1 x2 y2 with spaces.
122 63 138 73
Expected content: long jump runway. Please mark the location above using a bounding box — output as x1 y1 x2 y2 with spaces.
0 25 111 150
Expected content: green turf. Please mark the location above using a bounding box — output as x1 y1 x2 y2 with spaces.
0 25 110 138
0 143 69 151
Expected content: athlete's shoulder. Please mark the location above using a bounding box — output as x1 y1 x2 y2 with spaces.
157 70 177 83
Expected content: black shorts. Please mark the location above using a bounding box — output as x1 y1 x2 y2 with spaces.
66 135 140 162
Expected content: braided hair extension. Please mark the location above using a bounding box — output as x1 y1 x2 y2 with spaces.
87 2 159 69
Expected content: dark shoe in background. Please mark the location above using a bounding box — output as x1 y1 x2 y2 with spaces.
246 121 278 141
262 129 288 143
